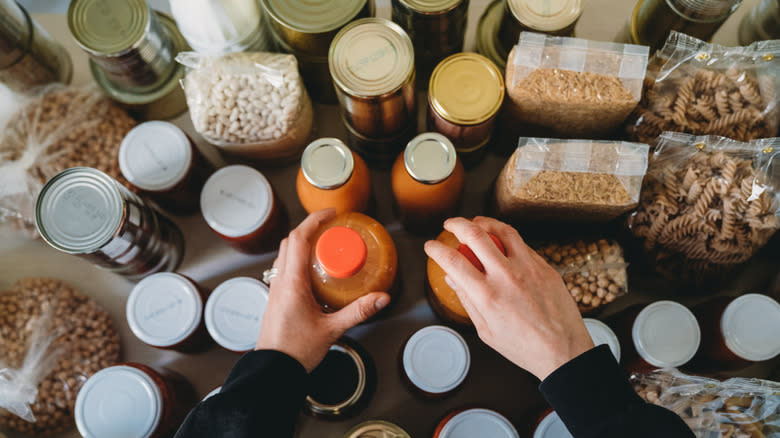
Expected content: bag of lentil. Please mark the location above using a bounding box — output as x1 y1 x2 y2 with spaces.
505 32 649 137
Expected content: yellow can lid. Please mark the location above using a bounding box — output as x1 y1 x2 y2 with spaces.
429 52 505 125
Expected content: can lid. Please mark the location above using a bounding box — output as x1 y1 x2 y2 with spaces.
68 0 150 55
429 53 505 125
201 165 273 238
721 294 780 362
126 273 203 348
439 409 520 438
316 227 367 279
507 0 583 32
262 0 368 33
403 325 470 394
584 318 621 362
632 301 701 368
533 411 572 438
344 420 411 438
301 138 355 190
397 0 464 13
75 365 162 438
202 386 222 401
204 277 269 352
404 133 457 184
329 18 414 98
119 121 193 192
35 167 124 255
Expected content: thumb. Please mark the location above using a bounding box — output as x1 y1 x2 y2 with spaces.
329 292 390 333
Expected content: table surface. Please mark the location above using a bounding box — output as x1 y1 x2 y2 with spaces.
1 1 777 438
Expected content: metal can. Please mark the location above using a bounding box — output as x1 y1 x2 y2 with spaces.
498 0 582 50
270 31 336 103
344 420 411 438
738 0 780 45
330 18 417 139
476 0 509 71
35 167 184 281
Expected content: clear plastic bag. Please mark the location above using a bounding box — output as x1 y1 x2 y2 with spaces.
177 51 313 161
627 32 779 144
495 138 650 222
505 32 649 137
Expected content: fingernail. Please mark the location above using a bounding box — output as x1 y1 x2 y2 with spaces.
375 295 390 310
444 275 458 292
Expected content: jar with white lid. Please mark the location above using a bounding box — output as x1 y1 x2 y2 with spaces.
402 325 471 398
434 408 520 438
583 318 621 362
533 411 572 438
204 277 269 353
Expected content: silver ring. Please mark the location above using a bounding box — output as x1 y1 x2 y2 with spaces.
262 267 279 285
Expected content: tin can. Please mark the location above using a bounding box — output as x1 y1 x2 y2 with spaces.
498 0 582 50
344 420 411 438
738 0 780 45
343 112 418 168
35 167 184 281
476 0 509 71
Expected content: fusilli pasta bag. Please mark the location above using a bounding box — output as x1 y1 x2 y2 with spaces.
626 32 779 144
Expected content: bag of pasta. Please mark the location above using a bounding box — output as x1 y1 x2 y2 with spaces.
627 132 780 283
627 32 779 144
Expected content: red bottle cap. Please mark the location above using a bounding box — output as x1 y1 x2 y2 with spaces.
458 234 506 273
316 226 368 279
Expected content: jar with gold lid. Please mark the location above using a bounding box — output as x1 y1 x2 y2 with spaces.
344 420 411 438
498 0 582 50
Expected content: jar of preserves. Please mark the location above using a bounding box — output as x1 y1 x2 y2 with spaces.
74 363 197 438
533 411 571 438
201 165 288 254
434 408 520 438
391 133 465 233
297 138 373 214
498 0 582 50
402 325 470 398
583 318 621 362
126 273 211 353
204 277 269 353
344 420 411 438
35 167 184 280
309 212 398 311
119 121 213 216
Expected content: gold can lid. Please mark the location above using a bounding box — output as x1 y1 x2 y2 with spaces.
68 0 150 55
329 18 414 98
429 52 505 125
396 0 464 14
404 133 457 184
507 0 582 32
261 0 368 34
344 420 411 438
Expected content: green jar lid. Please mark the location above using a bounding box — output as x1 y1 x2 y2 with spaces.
262 0 369 33
68 0 150 55
397 0 464 14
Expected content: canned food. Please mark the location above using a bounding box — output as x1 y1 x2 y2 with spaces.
476 0 509 71
498 0 582 49
344 420 411 438
204 277 269 354
343 112 418 168
434 408 520 438
35 167 184 281
402 325 470 398
583 318 621 362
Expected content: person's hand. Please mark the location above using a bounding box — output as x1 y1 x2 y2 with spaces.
424 217 594 381
256 209 391 372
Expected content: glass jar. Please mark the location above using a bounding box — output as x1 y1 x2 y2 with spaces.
119 121 213 216
738 0 780 45
476 0 510 71
402 325 470 398
126 273 212 353
344 420 411 438
391 133 464 234
297 138 373 214
75 363 196 438
35 167 184 281
200 165 288 254
533 411 571 438
498 0 582 50
583 318 621 362
204 277 269 354
434 408 520 438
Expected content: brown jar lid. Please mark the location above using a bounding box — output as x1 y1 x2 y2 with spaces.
301 138 355 190
429 52 504 125
507 0 582 32
404 133 457 184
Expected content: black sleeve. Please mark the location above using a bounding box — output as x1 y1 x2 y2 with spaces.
538 345 694 438
174 350 308 438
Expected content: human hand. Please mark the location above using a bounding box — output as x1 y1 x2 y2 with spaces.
424 217 594 380
256 209 391 372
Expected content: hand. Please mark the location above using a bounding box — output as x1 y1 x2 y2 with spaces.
424 217 594 381
256 209 391 372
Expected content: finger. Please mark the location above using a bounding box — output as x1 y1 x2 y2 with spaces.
443 217 508 274
471 216 536 263
328 292 390 333
424 240 490 306
444 275 488 330
272 238 288 270
284 209 337 278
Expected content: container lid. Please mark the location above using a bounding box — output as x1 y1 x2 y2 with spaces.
35 167 124 255
262 0 368 33
533 411 572 438
200 165 273 238
404 133 457 184
507 0 583 32
632 301 701 368
584 318 621 362
344 420 411 438
438 409 520 438
126 273 203 348
403 325 470 394
202 386 222 401
204 277 269 352
329 18 415 98
301 138 355 190
721 294 780 362
119 121 193 192
68 0 150 55
429 53 505 125
396 0 464 13
315 227 367 278
75 365 162 438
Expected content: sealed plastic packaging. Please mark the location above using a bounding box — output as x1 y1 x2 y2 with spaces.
627 32 780 144
495 138 650 223
505 32 649 137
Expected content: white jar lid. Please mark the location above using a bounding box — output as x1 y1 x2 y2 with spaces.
584 318 621 362
119 121 193 192
75 365 162 438
632 301 701 368
204 277 268 352
402 325 470 394
126 273 203 348
721 294 780 361
202 386 222 401
533 411 572 438
438 409 519 438
200 165 273 238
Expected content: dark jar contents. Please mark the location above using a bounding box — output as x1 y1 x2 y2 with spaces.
401 325 470 398
74 363 197 438
532 410 572 438
305 338 376 419
126 273 212 354
119 121 213 216
35 167 184 280
201 164 288 254
204 277 269 354
607 301 701 373
434 408 520 438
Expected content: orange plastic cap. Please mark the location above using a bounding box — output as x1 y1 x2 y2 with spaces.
315 226 368 279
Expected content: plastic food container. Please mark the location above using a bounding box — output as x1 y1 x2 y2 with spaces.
434 408 520 438
204 277 269 353
583 318 621 362
402 325 470 398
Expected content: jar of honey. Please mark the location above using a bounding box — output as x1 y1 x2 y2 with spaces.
402 325 470 398
204 277 269 353
296 138 372 214
434 408 520 438
532 411 571 438
391 133 465 234
583 318 621 362
309 212 397 311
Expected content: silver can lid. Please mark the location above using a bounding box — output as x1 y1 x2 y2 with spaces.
301 138 355 190
119 121 193 192
35 167 124 255
404 133 457 184
632 301 701 368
